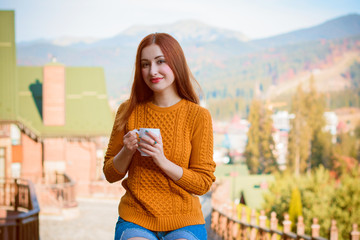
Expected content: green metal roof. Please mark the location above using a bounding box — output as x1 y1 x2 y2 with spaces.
0 11 17 121
215 163 275 210
235 174 275 210
0 10 113 138
17 66 113 137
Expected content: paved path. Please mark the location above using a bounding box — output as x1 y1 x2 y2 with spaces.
40 195 220 240
40 198 119 240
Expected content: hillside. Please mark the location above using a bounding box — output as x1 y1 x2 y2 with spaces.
16 14 360 118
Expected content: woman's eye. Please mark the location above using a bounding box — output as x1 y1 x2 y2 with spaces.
157 60 166 64
142 62 149 68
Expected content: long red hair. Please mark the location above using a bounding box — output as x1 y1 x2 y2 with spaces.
117 33 201 131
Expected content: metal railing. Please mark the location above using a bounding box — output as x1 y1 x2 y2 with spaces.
0 178 40 240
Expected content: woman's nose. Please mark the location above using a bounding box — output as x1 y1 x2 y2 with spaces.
150 64 158 76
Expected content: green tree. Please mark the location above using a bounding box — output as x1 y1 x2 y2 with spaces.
331 170 360 240
306 76 328 169
300 166 334 237
259 105 278 173
288 84 311 175
245 99 261 173
263 166 360 238
288 76 327 175
289 187 303 230
245 100 277 174
262 172 296 223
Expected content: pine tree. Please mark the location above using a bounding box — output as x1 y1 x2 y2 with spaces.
245 99 261 174
306 76 327 170
245 100 277 174
289 187 303 230
259 104 278 173
288 84 311 175
287 76 327 174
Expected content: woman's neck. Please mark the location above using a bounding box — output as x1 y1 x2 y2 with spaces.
152 93 182 108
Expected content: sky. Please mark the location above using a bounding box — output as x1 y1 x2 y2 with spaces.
1 0 360 42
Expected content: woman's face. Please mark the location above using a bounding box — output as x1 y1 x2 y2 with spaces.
140 44 176 95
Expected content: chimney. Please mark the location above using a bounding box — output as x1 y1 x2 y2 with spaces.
42 63 65 126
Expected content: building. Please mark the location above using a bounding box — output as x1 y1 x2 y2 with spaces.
0 11 114 196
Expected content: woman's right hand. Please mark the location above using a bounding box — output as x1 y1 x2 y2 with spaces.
122 130 138 155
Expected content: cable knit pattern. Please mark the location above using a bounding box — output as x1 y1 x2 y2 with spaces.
103 99 216 231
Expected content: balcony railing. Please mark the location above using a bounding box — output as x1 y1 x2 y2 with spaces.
37 172 77 214
0 178 40 240
211 197 360 240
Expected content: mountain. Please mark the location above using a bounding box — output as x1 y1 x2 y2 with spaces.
16 14 360 101
121 20 249 43
253 14 360 48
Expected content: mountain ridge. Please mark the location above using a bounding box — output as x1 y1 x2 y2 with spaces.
16 13 360 101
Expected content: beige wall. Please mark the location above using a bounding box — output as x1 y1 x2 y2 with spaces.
0 136 12 179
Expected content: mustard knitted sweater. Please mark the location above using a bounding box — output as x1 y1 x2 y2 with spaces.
103 99 216 231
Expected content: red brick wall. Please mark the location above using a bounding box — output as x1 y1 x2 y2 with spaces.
21 133 42 183
43 65 65 126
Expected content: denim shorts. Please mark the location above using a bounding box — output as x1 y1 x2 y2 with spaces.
114 216 207 240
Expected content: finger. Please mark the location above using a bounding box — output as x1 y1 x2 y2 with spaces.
145 131 161 143
139 142 156 152
139 147 153 156
139 135 154 145
130 138 138 145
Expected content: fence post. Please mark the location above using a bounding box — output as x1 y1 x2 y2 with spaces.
250 209 257 240
14 179 19 212
297 216 305 235
311 218 320 238
351 224 360 240
270 212 278 240
240 207 247 240
329 220 338 240
283 213 291 233
241 207 247 222
270 212 278 230
259 210 267 240
259 210 266 228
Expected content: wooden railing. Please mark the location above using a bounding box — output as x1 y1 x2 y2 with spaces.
36 172 77 215
0 178 40 240
211 204 360 240
53 172 77 208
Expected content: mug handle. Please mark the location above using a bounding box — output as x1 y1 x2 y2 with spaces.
131 129 140 135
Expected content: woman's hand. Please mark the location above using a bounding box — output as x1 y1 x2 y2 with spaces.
139 131 183 181
138 131 167 167
122 130 139 155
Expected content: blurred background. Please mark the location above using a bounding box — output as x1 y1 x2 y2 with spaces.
0 0 360 239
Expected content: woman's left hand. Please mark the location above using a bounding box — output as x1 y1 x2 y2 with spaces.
138 131 167 167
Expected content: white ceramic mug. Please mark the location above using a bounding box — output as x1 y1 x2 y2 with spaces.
132 128 161 156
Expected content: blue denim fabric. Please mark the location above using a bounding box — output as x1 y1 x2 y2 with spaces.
114 217 207 240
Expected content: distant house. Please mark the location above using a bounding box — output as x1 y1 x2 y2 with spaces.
0 11 113 196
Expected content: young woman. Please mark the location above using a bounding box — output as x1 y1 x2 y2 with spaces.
103 33 216 240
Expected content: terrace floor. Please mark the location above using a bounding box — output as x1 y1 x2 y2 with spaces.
40 194 220 240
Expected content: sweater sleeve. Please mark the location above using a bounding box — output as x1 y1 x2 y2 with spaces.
175 108 216 195
103 103 128 183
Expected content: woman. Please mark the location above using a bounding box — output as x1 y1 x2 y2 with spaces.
103 33 216 240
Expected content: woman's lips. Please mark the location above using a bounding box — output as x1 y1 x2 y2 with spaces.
150 77 162 83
